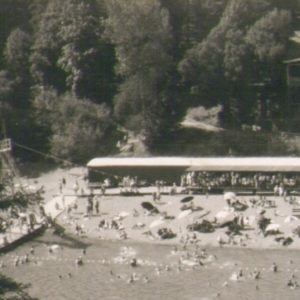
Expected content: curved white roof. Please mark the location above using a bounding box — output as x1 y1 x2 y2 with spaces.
187 157 300 172
87 157 193 167
87 157 300 172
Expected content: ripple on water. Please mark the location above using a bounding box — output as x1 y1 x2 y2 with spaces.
1 233 300 300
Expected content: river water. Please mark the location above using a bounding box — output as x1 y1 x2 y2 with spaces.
1 231 300 300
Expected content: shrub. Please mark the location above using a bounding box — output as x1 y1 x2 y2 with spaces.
50 93 119 163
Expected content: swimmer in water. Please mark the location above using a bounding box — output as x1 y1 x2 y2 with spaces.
24 254 29 263
154 267 161 276
252 269 261 280
238 268 243 278
143 276 149 283
130 258 137 267
76 256 83 266
200 249 207 258
287 278 298 289
165 265 171 271
230 268 243 281
272 262 278 273
127 273 138 284
14 256 20 267
222 281 228 288
177 264 182 272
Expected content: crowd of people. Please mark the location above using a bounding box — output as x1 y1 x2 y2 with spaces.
0 204 46 248
89 170 300 198
180 171 300 193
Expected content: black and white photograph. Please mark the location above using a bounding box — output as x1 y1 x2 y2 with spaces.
1 0 300 299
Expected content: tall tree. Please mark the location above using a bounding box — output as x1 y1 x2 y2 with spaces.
178 0 293 130
104 0 182 147
56 0 116 102
30 0 67 92
2 27 49 159
31 0 115 103
4 28 32 108
33 90 118 162
0 70 14 138
0 0 31 69
245 8 292 129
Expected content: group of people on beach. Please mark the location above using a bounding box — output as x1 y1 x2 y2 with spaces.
85 194 100 216
181 171 300 192
0 204 45 248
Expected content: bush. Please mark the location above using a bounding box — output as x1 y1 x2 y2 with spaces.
50 93 119 163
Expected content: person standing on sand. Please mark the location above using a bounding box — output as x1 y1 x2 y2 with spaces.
272 262 278 273
62 195 65 208
101 183 106 195
170 183 177 195
86 195 93 216
73 180 79 194
67 205 72 217
85 202 89 216
39 204 46 217
155 180 161 200
95 199 100 215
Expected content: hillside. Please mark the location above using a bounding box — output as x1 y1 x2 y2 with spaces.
0 0 299 163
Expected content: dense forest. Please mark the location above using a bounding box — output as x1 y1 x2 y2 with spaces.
0 0 300 163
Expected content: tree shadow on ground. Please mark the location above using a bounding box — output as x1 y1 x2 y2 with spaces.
0 273 38 299
18 160 60 178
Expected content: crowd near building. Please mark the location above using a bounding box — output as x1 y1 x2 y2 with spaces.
180 171 299 195
87 157 300 195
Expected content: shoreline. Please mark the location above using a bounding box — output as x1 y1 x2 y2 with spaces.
54 191 300 251
0 225 46 254
12 166 300 252
56 227 300 252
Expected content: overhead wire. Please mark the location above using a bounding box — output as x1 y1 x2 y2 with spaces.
13 142 75 166
10 128 300 183
12 141 123 179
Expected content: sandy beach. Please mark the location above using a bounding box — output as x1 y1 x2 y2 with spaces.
1 166 300 299
27 166 300 251
57 192 300 249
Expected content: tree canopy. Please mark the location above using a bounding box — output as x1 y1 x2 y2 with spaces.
0 0 299 161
